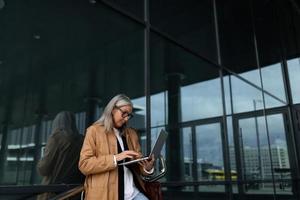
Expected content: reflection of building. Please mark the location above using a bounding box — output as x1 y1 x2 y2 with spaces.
1 110 145 185
184 158 237 181
230 145 290 179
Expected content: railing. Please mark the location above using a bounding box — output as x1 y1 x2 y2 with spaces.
142 155 167 182
49 185 84 200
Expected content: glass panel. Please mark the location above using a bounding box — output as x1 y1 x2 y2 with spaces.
196 123 224 192
223 73 232 115
267 114 292 194
104 0 143 19
218 1 257 73
230 74 263 113
75 112 86 135
182 127 193 182
150 0 217 61
238 117 271 193
227 117 238 193
252 0 282 71
287 58 300 104
2 128 20 184
0 1 145 187
227 63 286 114
150 32 221 184
151 92 168 127
130 96 146 130
237 113 292 194
17 126 35 185
261 63 287 108
181 78 223 121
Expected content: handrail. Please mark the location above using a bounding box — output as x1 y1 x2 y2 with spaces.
0 184 81 195
142 155 167 182
49 185 84 200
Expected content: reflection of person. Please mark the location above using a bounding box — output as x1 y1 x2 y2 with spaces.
79 94 155 200
37 111 85 200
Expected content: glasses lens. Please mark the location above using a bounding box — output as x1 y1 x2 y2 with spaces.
127 113 133 119
122 112 133 119
116 107 133 120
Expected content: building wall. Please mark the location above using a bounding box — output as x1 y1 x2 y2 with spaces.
0 0 300 199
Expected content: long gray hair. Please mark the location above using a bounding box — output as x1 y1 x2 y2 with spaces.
95 94 133 132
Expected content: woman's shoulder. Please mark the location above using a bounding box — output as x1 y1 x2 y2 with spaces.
88 123 104 130
86 124 105 135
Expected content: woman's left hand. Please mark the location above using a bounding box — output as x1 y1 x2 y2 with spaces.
139 154 155 171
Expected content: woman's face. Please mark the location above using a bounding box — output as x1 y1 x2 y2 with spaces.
112 105 133 128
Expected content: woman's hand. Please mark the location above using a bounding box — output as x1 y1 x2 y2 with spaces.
115 150 139 161
139 154 155 171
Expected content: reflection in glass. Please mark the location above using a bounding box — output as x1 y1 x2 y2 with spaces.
151 92 168 127
150 32 221 184
182 127 193 181
226 63 287 114
223 75 233 115
181 78 223 122
261 63 286 108
196 123 224 192
129 96 146 130
227 117 238 193
238 114 291 194
287 58 300 104
231 75 263 113
41 120 52 145
2 128 20 184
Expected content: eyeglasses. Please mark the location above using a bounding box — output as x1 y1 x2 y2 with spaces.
115 107 134 120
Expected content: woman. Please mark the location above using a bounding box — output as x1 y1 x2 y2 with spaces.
37 111 85 200
79 94 154 200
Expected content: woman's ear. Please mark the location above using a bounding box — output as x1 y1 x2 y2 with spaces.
111 108 116 115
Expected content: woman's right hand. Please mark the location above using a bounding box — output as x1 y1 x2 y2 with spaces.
115 150 139 161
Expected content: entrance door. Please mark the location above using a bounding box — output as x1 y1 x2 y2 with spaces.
182 119 226 193
233 111 293 197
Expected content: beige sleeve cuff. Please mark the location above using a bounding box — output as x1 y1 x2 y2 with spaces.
113 155 117 166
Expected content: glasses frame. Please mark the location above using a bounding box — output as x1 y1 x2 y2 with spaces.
115 106 134 120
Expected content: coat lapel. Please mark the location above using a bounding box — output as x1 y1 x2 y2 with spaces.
106 130 118 154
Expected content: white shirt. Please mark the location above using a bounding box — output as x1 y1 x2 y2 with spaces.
114 128 139 200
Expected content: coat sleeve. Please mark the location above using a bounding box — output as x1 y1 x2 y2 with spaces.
78 126 116 176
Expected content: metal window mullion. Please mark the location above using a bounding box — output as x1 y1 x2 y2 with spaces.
144 0 151 154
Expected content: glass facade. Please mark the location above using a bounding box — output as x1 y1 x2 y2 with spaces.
0 0 300 199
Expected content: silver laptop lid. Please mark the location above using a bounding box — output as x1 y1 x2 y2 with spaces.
149 129 168 159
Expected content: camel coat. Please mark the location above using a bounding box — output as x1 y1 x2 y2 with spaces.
78 124 148 200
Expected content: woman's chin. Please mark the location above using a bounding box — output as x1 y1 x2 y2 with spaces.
115 122 124 128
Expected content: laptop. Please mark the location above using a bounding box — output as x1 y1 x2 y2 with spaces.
118 129 168 166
